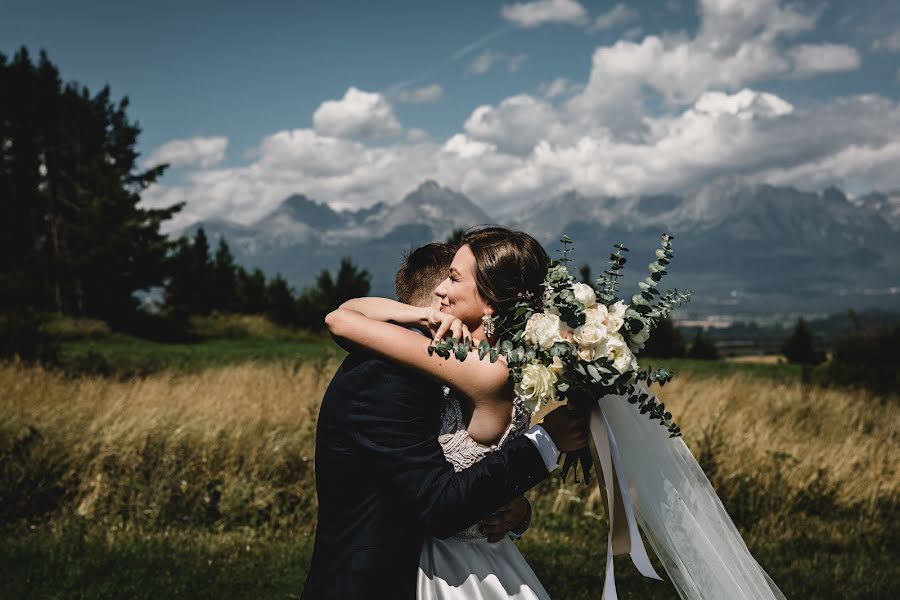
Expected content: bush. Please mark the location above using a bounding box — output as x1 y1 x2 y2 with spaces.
781 318 825 365
0 310 59 364
819 325 900 395
641 317 686 358
687 330 719 360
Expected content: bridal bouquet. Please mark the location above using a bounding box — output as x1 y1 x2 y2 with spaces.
429 233 691 439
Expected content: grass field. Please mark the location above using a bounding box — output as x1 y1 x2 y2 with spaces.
52 314 346 377
2 333 898 599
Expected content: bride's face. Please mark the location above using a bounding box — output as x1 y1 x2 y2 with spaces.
434 244 493 330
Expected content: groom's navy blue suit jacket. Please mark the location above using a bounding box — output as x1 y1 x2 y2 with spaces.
301 349 551 600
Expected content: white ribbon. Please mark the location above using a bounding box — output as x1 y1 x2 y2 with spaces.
590 404 663 599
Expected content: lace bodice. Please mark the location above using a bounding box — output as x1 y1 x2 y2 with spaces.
437 387 531 540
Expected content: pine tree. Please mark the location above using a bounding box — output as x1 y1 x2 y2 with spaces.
212 237 238 312
162 229 216 316
266 275 298 326
446 228 466 246
236 267 268 314
333 257 372 304
641 317 686 358
688 330 720 360
0 47 181 325
189 228 214 315
781 318 824 365
296 257 371 330
578 264 592 286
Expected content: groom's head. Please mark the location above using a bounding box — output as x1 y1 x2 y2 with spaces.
395 242 458 308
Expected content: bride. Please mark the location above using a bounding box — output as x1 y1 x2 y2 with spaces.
327 226 554 599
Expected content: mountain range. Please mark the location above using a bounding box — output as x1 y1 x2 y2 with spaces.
181 179 900 318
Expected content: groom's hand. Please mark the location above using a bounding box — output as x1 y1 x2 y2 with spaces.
539 404 590 453
478 496 530 543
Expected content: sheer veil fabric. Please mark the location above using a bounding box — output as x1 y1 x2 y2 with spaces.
596 384 788 600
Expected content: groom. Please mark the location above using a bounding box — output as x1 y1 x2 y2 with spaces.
302 242 589 600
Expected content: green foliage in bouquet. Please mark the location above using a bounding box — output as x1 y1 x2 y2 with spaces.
430 234 691 438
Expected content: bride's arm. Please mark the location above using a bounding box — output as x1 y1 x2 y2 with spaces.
324 305 509 405
337 297 429 327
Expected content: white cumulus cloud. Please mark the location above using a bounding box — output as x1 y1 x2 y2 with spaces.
788 43 862 77
464 94 565 155
140 0 900 229
871 30 900 53
591 3 638 32
144 136 228 169
394 84 443 104
539 77 581 98
467 49 528 75
501 0 588 28
312 87 402 139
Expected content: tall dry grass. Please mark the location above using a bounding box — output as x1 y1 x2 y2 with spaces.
2 358 899 598
1 358 896 530
0 357 334 530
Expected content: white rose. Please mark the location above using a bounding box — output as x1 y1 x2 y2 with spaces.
574 319 609 362
548 356 565 376
583 304 608 326
578 346 597 361
514 362 558 414
524 312 564 350
605 300 627 333
573 321 608 351
604 332 638 374
572 283 597 308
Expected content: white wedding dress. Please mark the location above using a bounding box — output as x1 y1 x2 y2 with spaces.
416 390 551 600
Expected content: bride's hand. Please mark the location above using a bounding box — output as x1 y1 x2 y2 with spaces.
427 309 472 344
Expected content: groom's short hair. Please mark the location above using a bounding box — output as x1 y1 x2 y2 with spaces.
395 242 457 307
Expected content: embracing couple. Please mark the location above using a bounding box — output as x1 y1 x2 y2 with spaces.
302 226 576 599
302 225 790 600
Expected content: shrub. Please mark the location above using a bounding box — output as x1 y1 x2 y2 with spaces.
819 325 900 396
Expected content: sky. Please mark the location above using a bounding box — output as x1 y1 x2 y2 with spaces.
4 0 900 229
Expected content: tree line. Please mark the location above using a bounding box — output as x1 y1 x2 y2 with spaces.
165 227 370 331
1 47 369 360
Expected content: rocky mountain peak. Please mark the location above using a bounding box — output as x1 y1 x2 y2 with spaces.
268 193 345 230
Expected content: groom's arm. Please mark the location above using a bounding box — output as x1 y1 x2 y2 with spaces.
348 362 555 539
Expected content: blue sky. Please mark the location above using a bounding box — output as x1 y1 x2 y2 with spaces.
4 0 900 226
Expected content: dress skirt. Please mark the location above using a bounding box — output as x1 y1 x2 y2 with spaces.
417 535 551 600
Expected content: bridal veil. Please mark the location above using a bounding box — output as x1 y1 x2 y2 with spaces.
591 383 788 600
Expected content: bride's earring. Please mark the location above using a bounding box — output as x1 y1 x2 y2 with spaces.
482 311 495 337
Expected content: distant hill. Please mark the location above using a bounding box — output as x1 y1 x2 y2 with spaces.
179 178 900 319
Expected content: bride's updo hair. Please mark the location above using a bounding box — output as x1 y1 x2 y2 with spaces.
460 226 549 317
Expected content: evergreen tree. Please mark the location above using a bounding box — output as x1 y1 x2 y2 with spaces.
266 275 298 326
189 228 214 314
781 318 825 365
212 237 238 312
688 330 720 360
163 228 215 316
236 267 268 314
578 264 592 286
163 236 195 316
641 317 686 358
0 47 181 325
296 257 371 330
446 228 466 246
332 257 372 305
